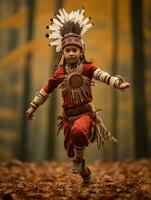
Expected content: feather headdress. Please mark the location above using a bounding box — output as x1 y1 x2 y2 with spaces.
46 8 93 52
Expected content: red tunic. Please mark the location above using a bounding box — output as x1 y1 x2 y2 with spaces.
43 63 97 157
43 63 97 108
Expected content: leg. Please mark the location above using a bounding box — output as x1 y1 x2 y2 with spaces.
63 114 94 158
74 147 91 185
72 145 85 173
80 160 91 186
70 115 93 177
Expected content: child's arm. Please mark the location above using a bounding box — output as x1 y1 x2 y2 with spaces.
26 66 64 120
26 88 49 120
93 68 130 90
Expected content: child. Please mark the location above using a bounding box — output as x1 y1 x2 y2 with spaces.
26 8 130 185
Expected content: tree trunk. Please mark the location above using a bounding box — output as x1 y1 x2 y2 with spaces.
46 0 64 160
131 0 149 158
0 0 20 160
20 0 35 161
111 0 119 161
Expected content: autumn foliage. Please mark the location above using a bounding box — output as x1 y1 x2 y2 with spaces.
0 159 151 200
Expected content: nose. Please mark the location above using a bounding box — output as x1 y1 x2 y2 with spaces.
68 51 74 56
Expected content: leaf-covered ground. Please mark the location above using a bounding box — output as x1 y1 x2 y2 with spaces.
0 159 151 200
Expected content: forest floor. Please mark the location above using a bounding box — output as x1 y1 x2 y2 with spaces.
0 159 151 200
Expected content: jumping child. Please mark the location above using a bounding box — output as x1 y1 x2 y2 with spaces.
26 8 130 185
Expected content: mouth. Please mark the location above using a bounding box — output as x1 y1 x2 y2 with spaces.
67 57 77 62
68 57 75 59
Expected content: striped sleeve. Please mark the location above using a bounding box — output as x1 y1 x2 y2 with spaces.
93 68 124 88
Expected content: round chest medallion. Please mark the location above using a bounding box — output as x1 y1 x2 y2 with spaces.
67 72 84 89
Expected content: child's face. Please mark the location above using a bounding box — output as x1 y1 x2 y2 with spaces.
63 45 81 65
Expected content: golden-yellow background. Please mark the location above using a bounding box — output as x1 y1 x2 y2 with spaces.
0 0 150 162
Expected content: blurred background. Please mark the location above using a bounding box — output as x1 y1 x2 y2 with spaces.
0 0 150 162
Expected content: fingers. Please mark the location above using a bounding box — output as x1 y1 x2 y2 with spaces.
26 107 35 120
26 111 33 120
28 114 34 120
119 82 131 90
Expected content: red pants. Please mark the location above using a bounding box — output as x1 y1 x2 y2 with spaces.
63 114 95 158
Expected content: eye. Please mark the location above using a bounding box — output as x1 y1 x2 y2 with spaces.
65 48 70 53
73 49 77 52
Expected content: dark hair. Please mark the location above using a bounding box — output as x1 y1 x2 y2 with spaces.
80 53 92 64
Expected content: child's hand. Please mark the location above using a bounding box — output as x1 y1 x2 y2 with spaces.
26 107 36 120
119 82 131 90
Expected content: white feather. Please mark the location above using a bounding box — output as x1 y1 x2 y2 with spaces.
50 39 61 46
78 9 85 23
48 25 60 31
80 17 90 26
58 9 68 23
84 23 93 29
56 44 62 52
58 9 67 22
49 33 62 39
81 23 93 35
70 12 75 22
75 11 82 22
75 11 81 23
80 8 85 16
53 18 63 27
48 31 60 37
71 11 77 22
68 11 74 21
51 24 61 31
62 8 69 21
56 14 65 24
78 15 85 24
51 30 61 35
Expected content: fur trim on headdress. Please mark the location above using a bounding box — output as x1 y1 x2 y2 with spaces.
46 8 93 52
